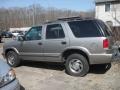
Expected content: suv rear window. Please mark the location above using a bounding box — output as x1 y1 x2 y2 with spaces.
68 20 102 38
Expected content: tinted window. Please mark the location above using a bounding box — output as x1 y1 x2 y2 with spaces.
25 26 42 41
68 20 102 37
46 24 65 39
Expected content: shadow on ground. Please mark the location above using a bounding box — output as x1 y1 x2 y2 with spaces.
20 85 25 90
89 64 111 74
21 61 111 74
21 61 65 71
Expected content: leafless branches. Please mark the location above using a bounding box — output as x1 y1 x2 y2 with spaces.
0 4 95 31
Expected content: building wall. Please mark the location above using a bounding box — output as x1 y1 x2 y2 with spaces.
95 3 120 26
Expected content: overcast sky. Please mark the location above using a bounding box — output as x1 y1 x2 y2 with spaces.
0 0 95 11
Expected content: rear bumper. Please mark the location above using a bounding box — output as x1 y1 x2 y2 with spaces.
90 54 112 64
90 46 120 64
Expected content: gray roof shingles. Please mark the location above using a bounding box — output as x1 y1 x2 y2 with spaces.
95 0 120 3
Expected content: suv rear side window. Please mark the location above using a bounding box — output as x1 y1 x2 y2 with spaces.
68 20 102 38
97 20 112 37
46 24 65 39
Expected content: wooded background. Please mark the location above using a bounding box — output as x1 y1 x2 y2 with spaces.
0 4 95 31
1 4 120 41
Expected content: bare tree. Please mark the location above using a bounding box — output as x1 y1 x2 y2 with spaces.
0 4 95 31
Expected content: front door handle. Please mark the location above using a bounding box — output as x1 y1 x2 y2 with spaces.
61 41 66 45
38 42 42 45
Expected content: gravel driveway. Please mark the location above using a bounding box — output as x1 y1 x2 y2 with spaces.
0 40 120 90
14 61 120 90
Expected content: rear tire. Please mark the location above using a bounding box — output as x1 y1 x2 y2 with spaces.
6 51 20 67
65 54 89 77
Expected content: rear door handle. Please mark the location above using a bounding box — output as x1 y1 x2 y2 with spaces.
61 41 66 45
38 42 42 45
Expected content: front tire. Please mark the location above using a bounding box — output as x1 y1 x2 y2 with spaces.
6 51 20 67
65 54 89 77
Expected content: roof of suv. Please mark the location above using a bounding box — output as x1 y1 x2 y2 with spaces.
31 17 99 28
44 17 97 24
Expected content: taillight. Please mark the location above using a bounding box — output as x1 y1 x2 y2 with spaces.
103 39 109 48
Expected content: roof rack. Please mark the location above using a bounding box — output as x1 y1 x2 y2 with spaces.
44 20 57 24
44 16 85 24
57 16 82 21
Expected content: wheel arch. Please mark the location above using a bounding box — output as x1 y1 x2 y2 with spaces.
62 48 90 64
5 47 19 57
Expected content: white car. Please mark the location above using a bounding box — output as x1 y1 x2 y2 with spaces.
11 31 22 37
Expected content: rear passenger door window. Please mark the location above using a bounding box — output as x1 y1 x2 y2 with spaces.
46 24 65 39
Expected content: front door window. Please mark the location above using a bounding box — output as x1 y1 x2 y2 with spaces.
25 26 42 41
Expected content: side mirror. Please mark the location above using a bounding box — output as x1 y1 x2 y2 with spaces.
18 36 24 41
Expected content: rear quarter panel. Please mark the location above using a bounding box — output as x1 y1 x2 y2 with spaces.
64 22 106 54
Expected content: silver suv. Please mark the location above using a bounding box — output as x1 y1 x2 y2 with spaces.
2 17 116 76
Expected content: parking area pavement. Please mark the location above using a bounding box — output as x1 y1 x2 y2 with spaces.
0 39 120 90
14 61 120 90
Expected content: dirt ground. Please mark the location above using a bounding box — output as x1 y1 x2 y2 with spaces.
0 39 120 90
